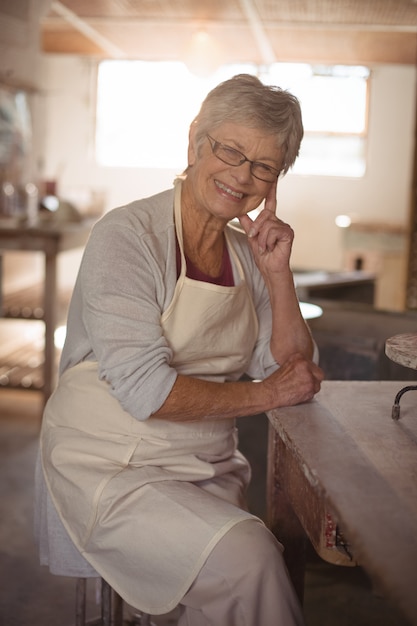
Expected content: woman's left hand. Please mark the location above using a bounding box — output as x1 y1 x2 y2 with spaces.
238 181 294 276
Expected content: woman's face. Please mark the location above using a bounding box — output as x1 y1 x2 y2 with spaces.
185 121 284 223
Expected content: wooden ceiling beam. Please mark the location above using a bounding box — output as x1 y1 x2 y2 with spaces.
41 25 417 66
49 0 125 57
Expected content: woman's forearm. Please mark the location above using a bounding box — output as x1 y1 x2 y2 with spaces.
265 269 315 364
151 353 322 423
151 375 266 422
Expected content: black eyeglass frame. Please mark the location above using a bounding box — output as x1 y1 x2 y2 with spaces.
206 134 281 183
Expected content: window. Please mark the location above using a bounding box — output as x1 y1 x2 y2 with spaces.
262 64 369 176
95 61 369 177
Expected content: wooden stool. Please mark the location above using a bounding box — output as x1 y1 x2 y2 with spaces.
75 577 156 626
385 333 417 419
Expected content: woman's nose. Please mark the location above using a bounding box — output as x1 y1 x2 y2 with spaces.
232 160 253 183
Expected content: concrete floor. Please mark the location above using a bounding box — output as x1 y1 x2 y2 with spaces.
0 388 411 626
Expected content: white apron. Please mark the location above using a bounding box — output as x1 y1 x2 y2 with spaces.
40 179 260 614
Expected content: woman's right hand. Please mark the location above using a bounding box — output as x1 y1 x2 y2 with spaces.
261 353 324 409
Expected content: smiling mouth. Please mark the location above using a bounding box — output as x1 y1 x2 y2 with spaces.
215 180 244 200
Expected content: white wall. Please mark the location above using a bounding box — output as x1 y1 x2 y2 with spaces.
40 56 416 279
40 56 180 210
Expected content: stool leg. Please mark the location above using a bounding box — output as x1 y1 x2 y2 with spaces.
112 588 124 626
75 578 102 626
130 611 157 626
101 578 124 626
76 577 155 626
101 579 111 626
75 578 87 626
76 577 121 626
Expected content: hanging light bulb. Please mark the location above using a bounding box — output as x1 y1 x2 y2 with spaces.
183 29 224 77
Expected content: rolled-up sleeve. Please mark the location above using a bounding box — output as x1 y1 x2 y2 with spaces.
62 205 178 421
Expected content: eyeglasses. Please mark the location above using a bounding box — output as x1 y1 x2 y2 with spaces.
206 134 281 183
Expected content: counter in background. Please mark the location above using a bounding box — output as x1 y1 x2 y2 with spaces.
294 269 376 305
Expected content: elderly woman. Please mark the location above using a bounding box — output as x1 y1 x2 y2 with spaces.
36 74 323 625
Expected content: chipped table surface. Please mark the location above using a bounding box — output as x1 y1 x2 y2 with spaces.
267 380 417 625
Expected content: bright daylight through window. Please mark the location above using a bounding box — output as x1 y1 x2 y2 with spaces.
95 61 369 177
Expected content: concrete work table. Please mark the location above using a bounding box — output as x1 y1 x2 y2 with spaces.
267 380 417 625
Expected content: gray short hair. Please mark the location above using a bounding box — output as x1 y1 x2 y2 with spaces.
191 74 303 175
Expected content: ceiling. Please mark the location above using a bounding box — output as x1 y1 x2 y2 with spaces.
41 0 417 67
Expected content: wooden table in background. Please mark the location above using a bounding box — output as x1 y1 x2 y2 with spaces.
267 380 417 625
0 219 92 404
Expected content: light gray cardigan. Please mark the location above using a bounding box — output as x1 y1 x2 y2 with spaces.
59 186 279 421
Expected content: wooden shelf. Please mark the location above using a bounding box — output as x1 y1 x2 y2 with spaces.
0 322 61 392
1 283 72 321
0 282 70 392
0 219 92 403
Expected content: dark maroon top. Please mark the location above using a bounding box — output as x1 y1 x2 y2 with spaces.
176 237 234 286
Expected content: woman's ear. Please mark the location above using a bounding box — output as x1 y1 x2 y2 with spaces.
187 121 198 167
